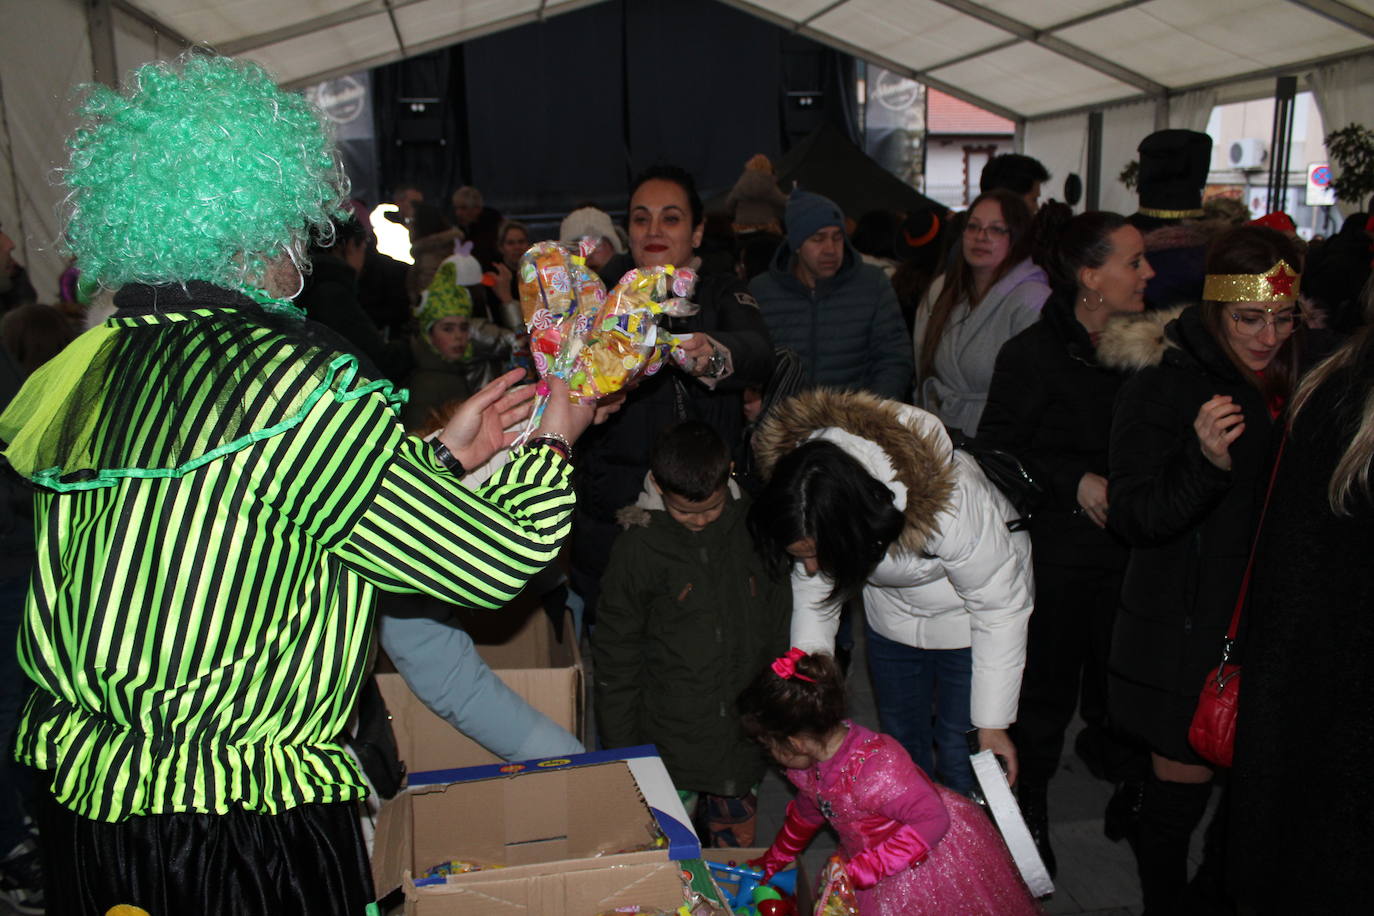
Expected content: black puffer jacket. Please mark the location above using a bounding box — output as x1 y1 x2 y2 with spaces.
976 293 1129 569
1101 305 1277 698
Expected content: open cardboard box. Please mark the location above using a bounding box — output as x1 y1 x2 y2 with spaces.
375 595 584 773
372 747 700 915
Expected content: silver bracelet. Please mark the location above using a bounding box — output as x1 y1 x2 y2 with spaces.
527 432 573 462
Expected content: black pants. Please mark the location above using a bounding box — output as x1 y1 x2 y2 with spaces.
1013 560 1125 788
37 788 375 916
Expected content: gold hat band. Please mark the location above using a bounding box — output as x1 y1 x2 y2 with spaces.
1137 206 1206 219
1203 259 1301 303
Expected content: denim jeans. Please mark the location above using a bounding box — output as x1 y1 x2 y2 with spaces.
864 620 974 794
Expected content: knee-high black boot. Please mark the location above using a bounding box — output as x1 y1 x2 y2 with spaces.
1135 773 1212 915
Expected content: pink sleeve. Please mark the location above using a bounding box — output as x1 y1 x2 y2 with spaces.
846 825 931 889
750 797 826 881
844 742 951 888
858 742 951 846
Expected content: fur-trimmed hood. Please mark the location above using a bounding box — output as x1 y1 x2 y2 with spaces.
752 389 956 555
1096 305 1186 371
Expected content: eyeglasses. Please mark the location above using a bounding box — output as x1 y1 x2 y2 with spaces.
964 222 1010 240
1228 308 1299 337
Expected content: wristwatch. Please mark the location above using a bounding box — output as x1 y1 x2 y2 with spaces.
703 343 727 378
431 440 467 479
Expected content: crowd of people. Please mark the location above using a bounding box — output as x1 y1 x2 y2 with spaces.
0 53 1371 915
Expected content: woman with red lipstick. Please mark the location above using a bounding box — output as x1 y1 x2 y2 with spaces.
571 164 774 626
914 189 1049 440
976 209 1155 876
1098 226 1302 914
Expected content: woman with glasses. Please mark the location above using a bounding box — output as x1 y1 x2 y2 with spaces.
914 189 1050 439
1098 226 1301 914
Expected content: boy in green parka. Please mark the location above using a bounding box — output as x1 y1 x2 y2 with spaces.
593 421 791 847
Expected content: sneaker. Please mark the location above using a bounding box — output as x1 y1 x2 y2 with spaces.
0 835 45 915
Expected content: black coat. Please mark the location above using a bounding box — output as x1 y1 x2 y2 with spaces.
593 496 790 796
1229 363 1374 912
299 253 413 381
977 293 1128 569
1103 306 1277 754
1304 219 1372 335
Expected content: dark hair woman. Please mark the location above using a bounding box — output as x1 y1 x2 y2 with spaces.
1228 276 1374 913
914 189 1050 439
976 209 1155 875
570 163 775 626
750 389 1033 797
1098 225 1302 913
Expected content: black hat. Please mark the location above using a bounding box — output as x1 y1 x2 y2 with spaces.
1136 129 1211 219
894 209 945 263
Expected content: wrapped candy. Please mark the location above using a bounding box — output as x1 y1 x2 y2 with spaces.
421 859 502 879
566 264 698 399
513 240 698 444
519 241 605 331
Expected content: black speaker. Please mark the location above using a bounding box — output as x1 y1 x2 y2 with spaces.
395 96 445 145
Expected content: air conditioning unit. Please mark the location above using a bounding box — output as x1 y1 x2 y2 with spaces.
1229 138 1267 169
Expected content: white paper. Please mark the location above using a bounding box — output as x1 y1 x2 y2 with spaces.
969 749 1055 898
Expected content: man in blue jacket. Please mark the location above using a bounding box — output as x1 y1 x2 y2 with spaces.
750 191 913 401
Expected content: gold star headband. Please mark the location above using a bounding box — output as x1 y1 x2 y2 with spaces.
1202 259 1300 303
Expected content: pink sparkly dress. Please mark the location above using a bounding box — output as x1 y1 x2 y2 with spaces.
782 723 1040 915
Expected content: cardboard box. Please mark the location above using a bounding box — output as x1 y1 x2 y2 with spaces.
375 598 584 773
372 747 700 915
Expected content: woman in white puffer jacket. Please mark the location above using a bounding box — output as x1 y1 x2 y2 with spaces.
751 389 1033 793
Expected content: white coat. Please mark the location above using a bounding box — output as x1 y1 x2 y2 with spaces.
754 390 1034 729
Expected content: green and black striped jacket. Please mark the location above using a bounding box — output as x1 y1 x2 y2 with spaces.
4 287 574 823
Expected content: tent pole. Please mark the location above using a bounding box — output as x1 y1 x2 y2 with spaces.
1086 111 1103 210
1265 76 1297 213
88 0 118 89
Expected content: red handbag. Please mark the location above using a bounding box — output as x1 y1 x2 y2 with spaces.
1188 437 1284 767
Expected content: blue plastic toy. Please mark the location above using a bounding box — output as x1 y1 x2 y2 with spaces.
704 860 799 909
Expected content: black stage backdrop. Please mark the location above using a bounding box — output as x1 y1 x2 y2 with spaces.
371 0 855 218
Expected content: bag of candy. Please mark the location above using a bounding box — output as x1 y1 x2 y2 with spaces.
564 264 698 399
512 239 698 444
814 854 858 916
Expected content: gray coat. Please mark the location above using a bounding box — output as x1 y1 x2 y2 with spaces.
749 240 913 401
913 258 1050 438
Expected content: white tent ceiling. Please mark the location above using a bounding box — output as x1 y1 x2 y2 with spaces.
114 0 1374 119
3 0 1372 298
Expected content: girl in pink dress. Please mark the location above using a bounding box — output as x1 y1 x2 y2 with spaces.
741 650 1041 915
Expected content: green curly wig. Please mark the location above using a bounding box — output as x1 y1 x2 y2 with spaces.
63 54 347 290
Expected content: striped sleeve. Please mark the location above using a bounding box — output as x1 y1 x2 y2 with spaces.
334 437 575 608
